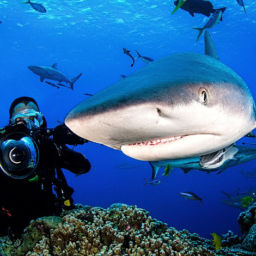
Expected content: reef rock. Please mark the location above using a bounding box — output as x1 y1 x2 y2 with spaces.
0 203 253 256
238 202 256 234
242 224 256 252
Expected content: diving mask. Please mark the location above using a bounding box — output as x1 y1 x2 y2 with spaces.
11 109 44 130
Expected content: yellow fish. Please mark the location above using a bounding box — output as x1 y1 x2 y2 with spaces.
64 199 71 207
172 0 187 14
241 196 254 208
162 164 172 176
211 233 222 251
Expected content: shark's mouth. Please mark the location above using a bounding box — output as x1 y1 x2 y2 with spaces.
120 133 221 161
127 135 186 146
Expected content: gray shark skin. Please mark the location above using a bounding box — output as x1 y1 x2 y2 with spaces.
65 39 256 162
150 145 256 177
28 64 82 90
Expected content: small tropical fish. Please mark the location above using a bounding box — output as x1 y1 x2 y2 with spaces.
172 0 187 14
24 0 47 13
64 199 71 207
162 164 172 176
144 178 161 185
211 233 222 250
123 48 135 67
241 196 254 208
136 50 154 63
236 0 246 14
173 0 225 17
194 8 226 41
83 93 93 96
179 192 203 202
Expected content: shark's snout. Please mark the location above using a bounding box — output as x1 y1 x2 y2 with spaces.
28 65 38 73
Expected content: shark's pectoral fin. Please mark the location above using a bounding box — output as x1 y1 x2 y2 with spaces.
204 31 219 60
52 63 58 69
149 162 160 180
40 76 44 82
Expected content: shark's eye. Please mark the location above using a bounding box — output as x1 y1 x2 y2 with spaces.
199 87 208 105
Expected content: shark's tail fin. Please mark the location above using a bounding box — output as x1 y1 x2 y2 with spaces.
70 73 82 90
193 27 204 42
242 6 246 14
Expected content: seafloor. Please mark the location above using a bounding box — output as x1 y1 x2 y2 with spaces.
0 203 256 256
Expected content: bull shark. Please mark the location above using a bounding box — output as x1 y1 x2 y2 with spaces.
28 63 82 90
65 32 256 162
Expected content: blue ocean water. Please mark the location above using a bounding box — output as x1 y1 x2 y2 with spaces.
1 0 256 239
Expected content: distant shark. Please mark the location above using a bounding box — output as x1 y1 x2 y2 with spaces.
28 63 82 90
65 31 256 162
150 144 256 179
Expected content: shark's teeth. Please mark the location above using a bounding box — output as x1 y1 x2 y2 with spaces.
129 135 185 146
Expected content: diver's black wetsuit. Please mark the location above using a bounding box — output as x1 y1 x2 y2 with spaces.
0 124 90 237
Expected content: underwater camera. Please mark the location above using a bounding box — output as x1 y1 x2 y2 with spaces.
0 131 39 179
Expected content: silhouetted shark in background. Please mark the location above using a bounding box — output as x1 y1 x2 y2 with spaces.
28 63 82 90
149 145 256 179
65 32 256 162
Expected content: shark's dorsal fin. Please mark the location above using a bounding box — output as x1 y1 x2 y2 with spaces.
52 63 58 69
204 30 219 60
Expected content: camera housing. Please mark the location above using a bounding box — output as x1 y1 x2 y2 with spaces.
0 130 39 179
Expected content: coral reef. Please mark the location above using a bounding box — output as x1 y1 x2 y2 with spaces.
221 230 241 247
0 203 255 256
242 224 256 252
238 202 256 234
237 202 256 252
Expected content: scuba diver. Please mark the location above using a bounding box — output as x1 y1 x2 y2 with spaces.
0 96 91 237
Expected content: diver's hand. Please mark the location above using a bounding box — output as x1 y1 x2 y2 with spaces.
53 124 88 145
